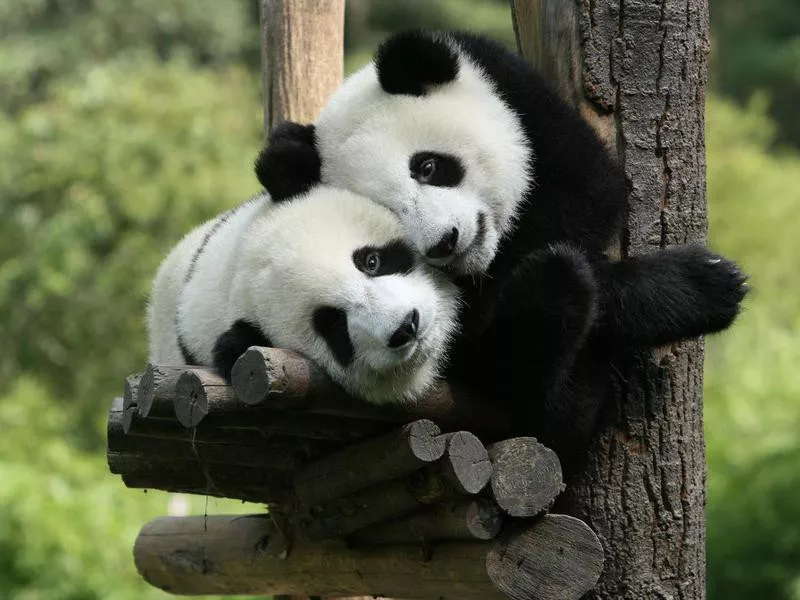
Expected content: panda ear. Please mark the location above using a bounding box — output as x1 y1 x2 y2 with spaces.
375 30 459 96
254 121 321 202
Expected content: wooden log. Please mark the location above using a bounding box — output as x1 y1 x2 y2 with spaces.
347 498 504 546
122 373 143 434
487 437 564 518
136 364 185 419
301 435 493 540
173 368 241 427
119 458 290 503
259 0 345 135
232 347 511 435
134 513 603 600
439 431 493 495
486 517 605 600
293 419 446 507
108 397 331 467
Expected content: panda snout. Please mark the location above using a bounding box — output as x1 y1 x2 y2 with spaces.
388 309 420 348
425 228 459 260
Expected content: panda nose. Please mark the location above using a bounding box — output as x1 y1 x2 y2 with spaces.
426 228 459 260
388 309 420 348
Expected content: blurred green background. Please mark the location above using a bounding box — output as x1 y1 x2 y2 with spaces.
0 0 797 598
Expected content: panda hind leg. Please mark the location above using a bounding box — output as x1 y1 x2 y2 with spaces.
488 243 600 425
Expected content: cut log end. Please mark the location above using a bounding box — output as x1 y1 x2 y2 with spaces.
486 515 604 600
488 437 564 518
231 347 271 405
443 431 493 495
173 371 209 427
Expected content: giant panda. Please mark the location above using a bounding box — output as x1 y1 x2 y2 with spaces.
255 30 748 475
147 185 460 404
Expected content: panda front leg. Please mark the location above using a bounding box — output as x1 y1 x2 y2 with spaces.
594 245 749 348
212 320 273 383
481 242 600 429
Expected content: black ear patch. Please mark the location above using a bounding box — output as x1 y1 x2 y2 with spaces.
375 30 459 96
312 306 354 368
254 121 321 202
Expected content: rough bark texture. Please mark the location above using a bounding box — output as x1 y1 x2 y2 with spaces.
512 1 709 598
260 0 345 136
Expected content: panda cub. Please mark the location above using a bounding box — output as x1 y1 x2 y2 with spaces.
147 187 460 404
257 29 748 473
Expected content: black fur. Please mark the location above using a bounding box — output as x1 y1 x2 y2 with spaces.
256 30 749 479
254 121 320 201
353 240 415 276
375 30 459 96
409 152 465 187
212 320 273 382
312 306 354 367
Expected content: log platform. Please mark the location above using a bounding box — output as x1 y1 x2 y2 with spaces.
107 347 603 600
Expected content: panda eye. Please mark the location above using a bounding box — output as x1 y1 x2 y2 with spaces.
364 251 381 274
410 152 465 187
419 158 437 182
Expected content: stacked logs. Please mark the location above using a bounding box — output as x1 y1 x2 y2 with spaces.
108 346 604 600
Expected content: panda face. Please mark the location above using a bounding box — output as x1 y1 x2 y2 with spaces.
313 34 531 275
238 187 460 403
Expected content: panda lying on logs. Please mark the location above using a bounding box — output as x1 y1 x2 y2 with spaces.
146 186 460 404
256 29 749 475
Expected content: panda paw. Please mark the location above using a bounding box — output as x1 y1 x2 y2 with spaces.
682 247 749 333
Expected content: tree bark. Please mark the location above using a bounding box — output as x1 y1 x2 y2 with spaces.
260 0 345 136
511 0 709 598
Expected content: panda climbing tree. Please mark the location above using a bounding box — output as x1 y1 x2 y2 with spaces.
252 1 735 598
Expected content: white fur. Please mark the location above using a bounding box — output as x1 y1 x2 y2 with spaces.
314 34 532 274
147 188 460 404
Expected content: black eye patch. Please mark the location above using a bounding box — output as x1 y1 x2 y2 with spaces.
312 306 354 368
409 152 465 187
353 240 415 277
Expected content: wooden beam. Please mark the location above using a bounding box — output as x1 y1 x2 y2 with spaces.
260 0 346 135
232 347 512 436
134 513 603 600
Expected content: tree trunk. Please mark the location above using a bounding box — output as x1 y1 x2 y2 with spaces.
511 1 709 598
259 0 345 136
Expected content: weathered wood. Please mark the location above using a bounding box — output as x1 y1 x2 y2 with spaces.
347 498 504 546
122 373 143 434
487 437 564 518
301 434 492 540
173 368 245 427
438 431 493 495
134 513 602 600
512 0 710 597
486 516 605 600
259 0 345 135
294 420 446 507
120 458 291 503
136 364 185 419
111 401 339 459
232 347 511 435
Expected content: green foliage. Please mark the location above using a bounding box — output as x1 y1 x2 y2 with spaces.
711 0 800 148
344 0 515 73
0 56 263 449
0 0 260 111
705 96 800 600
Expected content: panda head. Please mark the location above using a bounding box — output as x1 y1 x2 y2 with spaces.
240 185 460 404
256 30 532 275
